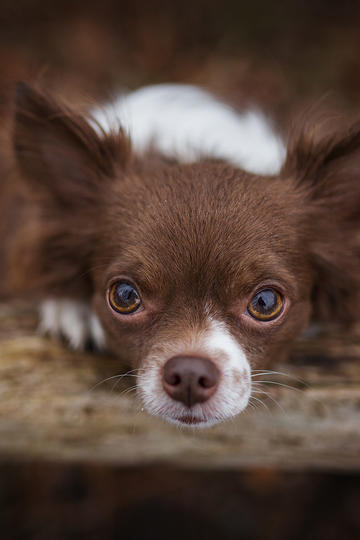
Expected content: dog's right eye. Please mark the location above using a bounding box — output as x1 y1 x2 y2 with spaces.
247 288 283 321
109 281 142 314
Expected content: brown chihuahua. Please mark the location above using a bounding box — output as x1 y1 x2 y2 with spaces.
1 82 360 427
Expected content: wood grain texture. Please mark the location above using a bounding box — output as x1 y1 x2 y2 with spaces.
0 301 359 471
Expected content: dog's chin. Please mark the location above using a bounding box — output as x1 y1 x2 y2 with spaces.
163 414 222 429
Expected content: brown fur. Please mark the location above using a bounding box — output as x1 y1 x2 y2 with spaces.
2 83 360 372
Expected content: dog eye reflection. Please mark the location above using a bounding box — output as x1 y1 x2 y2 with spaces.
247 288 283 321
109 281 142 314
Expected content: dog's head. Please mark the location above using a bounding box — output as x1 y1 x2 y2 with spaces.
11 84 360 427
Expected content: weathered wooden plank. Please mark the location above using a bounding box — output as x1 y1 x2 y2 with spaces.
0 301 359 470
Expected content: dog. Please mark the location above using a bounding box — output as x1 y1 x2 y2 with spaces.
1 82 360 427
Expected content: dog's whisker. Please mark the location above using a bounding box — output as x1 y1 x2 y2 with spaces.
251 380 303 392
109 371 142 392
251 370 307 385
249 396 271 414
89 368 142 392
117 385 138 397
246 401 258 413
252 389 287 416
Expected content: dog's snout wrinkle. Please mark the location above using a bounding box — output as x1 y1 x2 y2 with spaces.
162 356 219 407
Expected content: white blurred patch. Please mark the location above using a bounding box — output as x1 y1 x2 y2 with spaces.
39 299 106 350
92 83 285 175
137 319 251 428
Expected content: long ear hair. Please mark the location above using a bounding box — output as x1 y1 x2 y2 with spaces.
282 114 360 325
7 83 131 299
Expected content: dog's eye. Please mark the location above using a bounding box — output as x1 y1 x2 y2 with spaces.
109 281 142 314
247 288 283 321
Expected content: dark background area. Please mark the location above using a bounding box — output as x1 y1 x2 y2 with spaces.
1 1 360 538
1 463 360 540
2 0 360 123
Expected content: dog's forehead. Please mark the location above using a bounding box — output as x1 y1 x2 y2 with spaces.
106 163 303 293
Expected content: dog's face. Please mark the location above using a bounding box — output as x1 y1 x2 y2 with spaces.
91 164 313 426
11 84 360 427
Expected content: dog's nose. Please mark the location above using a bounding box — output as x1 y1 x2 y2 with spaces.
162 356 219 407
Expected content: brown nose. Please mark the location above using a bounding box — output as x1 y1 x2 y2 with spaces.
162 356 219 407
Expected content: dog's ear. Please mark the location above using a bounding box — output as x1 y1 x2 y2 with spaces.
283 118 360 324
14 82 130 208
9 83 131 299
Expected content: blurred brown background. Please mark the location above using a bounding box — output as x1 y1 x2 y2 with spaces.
2 0 360 123
1 1 360 539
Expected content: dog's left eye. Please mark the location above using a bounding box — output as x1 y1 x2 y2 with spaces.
247 288 283 321
109 281 142 314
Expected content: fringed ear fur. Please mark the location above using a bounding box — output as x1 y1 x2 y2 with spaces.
8 83 131 299
282 115 360 325
14 82 131 207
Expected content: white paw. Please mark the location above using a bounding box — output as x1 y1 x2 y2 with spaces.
39 299 106 351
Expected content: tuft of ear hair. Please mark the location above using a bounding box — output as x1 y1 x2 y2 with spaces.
9 83 131 299
14 82 131 207
283 116 360 325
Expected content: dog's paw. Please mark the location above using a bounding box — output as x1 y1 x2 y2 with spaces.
39 299 106 351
